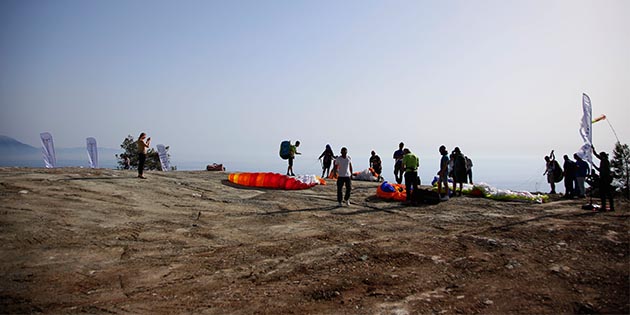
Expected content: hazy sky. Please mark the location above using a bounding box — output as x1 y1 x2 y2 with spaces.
1 0 628 167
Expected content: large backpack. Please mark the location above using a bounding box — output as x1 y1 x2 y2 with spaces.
279 141 291 160
412 188 441 205
552 160 564 183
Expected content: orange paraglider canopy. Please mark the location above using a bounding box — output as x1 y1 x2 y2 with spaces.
228 173 324 190
376 181 407 201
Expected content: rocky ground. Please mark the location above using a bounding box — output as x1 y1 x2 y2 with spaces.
0 168 628 314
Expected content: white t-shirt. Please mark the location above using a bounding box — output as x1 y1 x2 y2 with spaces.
336 155 352 177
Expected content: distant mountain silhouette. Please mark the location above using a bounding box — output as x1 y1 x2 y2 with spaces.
0 135 120 168
0 135 39 155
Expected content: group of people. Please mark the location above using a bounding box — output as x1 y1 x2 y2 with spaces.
544 147 614 211
436 145 473 201
286 140 473 206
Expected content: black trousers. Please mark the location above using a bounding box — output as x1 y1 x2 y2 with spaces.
600 182 615 210
404 171 419 201
337 177 352 202
394 162 404 184
138 153 146 176
564 177 575 197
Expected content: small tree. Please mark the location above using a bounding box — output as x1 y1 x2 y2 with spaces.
611 141 630 198
116 135 172 171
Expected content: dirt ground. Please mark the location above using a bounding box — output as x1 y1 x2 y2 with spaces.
0 167 628 314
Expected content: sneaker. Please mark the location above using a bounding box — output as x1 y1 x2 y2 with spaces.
440 195 449 201
345 200 351 206
338 202 343 207
138 175 147 179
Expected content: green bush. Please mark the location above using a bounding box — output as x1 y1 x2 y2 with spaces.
611 141 630 198
115 135 173 171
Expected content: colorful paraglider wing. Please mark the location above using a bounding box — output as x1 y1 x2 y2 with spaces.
228 173 323 190
376 181 407 201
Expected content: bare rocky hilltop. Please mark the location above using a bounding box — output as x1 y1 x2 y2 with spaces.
0 167 628 314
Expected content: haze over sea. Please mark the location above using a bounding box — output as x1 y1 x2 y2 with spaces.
0 153 554 194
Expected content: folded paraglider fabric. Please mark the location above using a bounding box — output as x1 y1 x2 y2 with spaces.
228 172 325 190
376 181 406 201
352 168 380 182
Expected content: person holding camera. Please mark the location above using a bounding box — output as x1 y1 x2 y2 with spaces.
137 132 151 179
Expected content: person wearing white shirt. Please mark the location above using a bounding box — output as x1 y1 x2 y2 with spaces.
335 147 353 206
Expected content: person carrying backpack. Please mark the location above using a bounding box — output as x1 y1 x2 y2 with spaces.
287 141 301 176
543 151 557 194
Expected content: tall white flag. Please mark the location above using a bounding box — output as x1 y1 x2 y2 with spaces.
156 144 170 171
577 93 593 165
86 137 98 168
40 132 57 168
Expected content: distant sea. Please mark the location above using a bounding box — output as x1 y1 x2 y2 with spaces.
0 156 564 194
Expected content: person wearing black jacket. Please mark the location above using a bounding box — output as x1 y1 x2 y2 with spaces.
592 146 614 211
563 155 577 198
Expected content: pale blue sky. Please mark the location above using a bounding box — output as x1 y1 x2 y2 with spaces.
1 0 628 171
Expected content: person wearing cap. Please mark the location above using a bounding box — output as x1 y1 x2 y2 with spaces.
402 148 420 204
592 146 614 211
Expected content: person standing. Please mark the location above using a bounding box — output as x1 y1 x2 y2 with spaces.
402 148 420 205
437 145 450 201
574 153 589 198
452 147 467 196
543 151 557 194
335 147 353 206
137 132 151 179
318 144 335 178
592 146 614 211
562 155 577 198
369 150 383 181
393 142 405 184
465 156 474 185
287 140 301 176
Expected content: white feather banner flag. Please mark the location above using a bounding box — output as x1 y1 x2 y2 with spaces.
86 137 98 168
156 144 170 171
577 93 593 166
40 132 56 168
